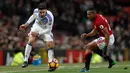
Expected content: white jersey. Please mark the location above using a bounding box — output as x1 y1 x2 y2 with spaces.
26 8 54 35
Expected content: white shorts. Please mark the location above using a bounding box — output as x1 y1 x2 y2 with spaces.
28 23 53 41
93 34 115 49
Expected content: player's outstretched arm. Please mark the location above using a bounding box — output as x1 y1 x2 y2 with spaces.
81 29 97 39
25 14 35 25
19 14 36 31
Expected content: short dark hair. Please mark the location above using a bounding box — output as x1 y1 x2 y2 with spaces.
38 3 46 10
87 7 96 12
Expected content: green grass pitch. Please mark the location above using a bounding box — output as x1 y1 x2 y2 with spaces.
0 62 130 73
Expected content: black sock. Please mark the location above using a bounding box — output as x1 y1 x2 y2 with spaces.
84 52 92 70
93 49 113 63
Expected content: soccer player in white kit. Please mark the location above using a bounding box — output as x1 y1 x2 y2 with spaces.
19 3 56 71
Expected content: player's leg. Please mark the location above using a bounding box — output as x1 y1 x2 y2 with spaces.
84 49 92 70
80 42 95 72
42 33 56 72
93 49 116 68
43 34 54 60
22 33 37 68
45 41 54 61
45 41 56 72
80 50 92 72
80 38 116 72
92 37 116 68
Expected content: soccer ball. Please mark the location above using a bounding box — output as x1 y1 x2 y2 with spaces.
48 58 59 69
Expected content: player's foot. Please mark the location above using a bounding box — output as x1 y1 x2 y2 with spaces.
22 61 28 68
108 60 116 68
80 67 90 72
48 68 56 72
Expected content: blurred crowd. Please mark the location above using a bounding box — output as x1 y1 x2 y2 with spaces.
0 0 130 61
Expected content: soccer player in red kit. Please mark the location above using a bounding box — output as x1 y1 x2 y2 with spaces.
80 8 116 72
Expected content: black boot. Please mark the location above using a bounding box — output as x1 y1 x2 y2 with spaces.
22 61 28 68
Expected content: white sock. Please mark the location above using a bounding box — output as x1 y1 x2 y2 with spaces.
48 49 54 60
24 44 32 62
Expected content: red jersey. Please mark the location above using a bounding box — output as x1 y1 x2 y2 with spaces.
93 14 112 37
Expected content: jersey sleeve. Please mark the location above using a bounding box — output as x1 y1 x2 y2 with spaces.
25 14 35 25
25 9 37 25
96 14 109 31
98 23 105 30
96 20 106 31
33 8 38 13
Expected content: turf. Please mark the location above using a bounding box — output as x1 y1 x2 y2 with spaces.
0 62 130 73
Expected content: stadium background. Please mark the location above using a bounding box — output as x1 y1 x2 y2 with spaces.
0 0 130 66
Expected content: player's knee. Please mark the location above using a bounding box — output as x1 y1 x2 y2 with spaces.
46 42 54 49
28 36 36 44
47 44 54 49
85 48 91 53
28 40 35 45
85 43 94 50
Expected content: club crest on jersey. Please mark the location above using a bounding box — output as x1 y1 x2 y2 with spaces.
42 18 48 24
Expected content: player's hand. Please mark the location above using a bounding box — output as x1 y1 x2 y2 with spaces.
81 33 88 39
31 32 39 37
19 24 28 31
